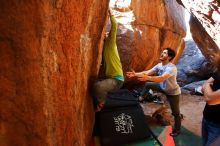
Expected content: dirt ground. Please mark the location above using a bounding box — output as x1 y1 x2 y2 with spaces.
141 92 206 136
180 93 206 136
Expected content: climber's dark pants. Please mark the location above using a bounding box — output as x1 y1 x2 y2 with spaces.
93 78 123 103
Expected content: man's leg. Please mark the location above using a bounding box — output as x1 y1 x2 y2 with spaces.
140 82 163 101
166 94 181 136
93 78 123 111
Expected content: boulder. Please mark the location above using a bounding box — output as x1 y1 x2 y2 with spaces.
0 0 109 145
182 80 205 92
109 0 186 73
177 40 214 86
177 0 220 67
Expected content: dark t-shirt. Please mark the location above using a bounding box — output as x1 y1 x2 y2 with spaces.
203 73 220 124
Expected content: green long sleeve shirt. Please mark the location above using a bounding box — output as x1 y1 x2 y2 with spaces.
103 15 124 81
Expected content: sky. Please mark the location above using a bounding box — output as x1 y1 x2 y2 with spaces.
184 10 192 40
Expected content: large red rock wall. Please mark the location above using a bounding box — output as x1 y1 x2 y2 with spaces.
0 1 109 146
110 0 186 72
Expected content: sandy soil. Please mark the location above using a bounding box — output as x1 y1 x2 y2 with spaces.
141 92 206 136
180 93 206 136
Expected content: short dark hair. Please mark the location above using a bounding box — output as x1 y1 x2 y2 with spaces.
165 48 176 61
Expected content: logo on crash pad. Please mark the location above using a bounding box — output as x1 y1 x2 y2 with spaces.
113 113 134 134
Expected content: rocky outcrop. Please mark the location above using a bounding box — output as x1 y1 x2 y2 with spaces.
110 0 186 72
178 0 220 66
176 40 214 86
0 1 109 146
190 16 220 60
0 0 202 145
182 80 205 93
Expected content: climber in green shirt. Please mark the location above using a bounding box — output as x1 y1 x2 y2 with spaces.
93 9 124 112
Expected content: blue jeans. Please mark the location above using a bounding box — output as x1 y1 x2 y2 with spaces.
202 118 220 146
